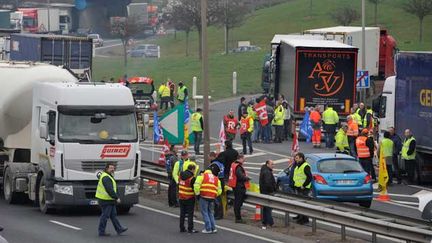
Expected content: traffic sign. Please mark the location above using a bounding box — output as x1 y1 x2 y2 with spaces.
356 70 370 89
159 104 194 145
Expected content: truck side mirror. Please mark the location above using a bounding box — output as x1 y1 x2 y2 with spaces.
40 124 48 140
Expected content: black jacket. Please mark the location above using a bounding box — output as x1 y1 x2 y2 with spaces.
179 170 195 203
217 148 239 180
259 164 276 194
390 133 403 155
238 103 247 120
234 162 249 189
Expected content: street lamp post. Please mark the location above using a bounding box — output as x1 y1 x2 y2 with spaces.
201 0 210 168
361 0 366 102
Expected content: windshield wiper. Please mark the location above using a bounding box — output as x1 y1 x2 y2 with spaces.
343 170 362 173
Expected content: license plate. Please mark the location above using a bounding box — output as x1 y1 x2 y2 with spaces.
89 200 99 205
336 180 356 185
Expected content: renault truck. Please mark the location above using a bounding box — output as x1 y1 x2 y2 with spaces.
1 62 141 213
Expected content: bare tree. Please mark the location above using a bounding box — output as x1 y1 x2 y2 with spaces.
368 0 383 26
110 15 144 67
403 0 432 42
217 0 249 54
165 1 195 56
331 6 360 26
168 0 221 59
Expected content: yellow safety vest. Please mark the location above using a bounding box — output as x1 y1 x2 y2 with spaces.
177 86 187 101
191 112 203 132
401 137 416 160
363 109 374 128
293 162 311 189
335 129 349 151
159 84 170 97
380 138 394 158
272 105 285 126
95 172 117 200
351 112 362 125
322 108 339 125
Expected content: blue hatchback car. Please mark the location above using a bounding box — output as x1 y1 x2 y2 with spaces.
276 153 373 208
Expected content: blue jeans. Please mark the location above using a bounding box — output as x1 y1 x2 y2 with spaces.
98 204 123 235
262 125 271 143
252 121 261 142
199 198 216 231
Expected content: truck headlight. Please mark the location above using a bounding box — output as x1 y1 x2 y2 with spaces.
54 184 73 196
125 183 139 195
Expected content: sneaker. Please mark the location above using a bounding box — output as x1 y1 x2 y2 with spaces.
201 229 212 234
117 227 128 235
212 229 218 233
261 226 267 230
188 229 199 234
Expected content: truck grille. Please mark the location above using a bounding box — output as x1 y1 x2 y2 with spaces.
81 161 117 172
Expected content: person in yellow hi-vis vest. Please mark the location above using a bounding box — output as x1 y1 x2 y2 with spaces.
402 129 416 183
158 82 171 110
290 153 312 225
379 131 394 185
95 163 127 236
177 81 188 103
322 106 339 149
191 108 204 155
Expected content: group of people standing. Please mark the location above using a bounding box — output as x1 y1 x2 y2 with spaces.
158 80 189 110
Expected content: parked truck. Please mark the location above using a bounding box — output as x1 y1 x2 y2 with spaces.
269 35 358 117
9 34 93 76
374 52 432 184
0 62 141 213
18 8 60 33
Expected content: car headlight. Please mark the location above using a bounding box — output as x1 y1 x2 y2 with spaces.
125 183 139 195
54 184 73 196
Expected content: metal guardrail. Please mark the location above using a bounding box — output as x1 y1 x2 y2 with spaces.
140 161 432 243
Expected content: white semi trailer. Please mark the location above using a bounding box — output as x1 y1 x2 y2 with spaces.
0 62 141 213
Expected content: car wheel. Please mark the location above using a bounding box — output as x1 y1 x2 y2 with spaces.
359 200 372 208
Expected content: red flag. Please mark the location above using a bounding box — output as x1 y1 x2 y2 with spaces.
291 131 299 156
254 99 269 126
158 139 170 166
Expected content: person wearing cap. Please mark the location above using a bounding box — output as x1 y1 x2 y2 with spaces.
178 164 198 233
209 152 225 220
172 151 199 184
194 163 222 233
335 125 350 154
191 108 204 155
238 97 248 120
356 129 375 180
177 81 188 103
223 110 239 141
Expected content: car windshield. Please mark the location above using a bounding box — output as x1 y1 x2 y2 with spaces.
129 83 154 96
318 159 364 173
58 109 137 143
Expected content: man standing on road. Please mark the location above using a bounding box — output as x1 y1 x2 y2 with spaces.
166 145 179 207
389 127 402 184
290 153 312 225
194 165 222 233
379 131 394 185
158 82 171 110
356 129 376 180
402 129 417 183
240 112 254 155
95 163 127 237
259 160 276 229
209 152 225 220
191 108 204 155
335 125 350 154
228 153 250 224
310 106 322 148
177 81 188 104
173 151 199 184
238 97 248 120
178 164 198 233
347 115 359 157
216 140 239 182
272 101 285 143
322 105 339 149
223 110 238 141
351 107 362 131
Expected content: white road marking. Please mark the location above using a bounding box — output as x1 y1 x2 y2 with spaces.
408 184 432 192
372 192 418 198
373 199 418 209
135 204 284 243
245 152 266 158
413 190 432 197
272 158 290 164
49 220 82 231
389 200 419 206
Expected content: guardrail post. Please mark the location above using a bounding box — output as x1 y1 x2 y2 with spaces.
371 232 377 243
341 225 346 241
284 212 290 227
312 218 317 234
232 71 237 95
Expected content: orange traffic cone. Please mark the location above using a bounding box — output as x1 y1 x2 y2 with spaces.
252 205 262 221
376 190 390 202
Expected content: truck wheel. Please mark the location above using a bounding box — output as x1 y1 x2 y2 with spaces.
359 200 372 208
38 175 55 214
3 167 23 204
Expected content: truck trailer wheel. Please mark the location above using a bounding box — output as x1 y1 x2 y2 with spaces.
38 175 55 214
3 167 24 204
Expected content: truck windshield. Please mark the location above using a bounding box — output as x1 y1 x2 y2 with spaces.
58 110 137 144
129 83 154 96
